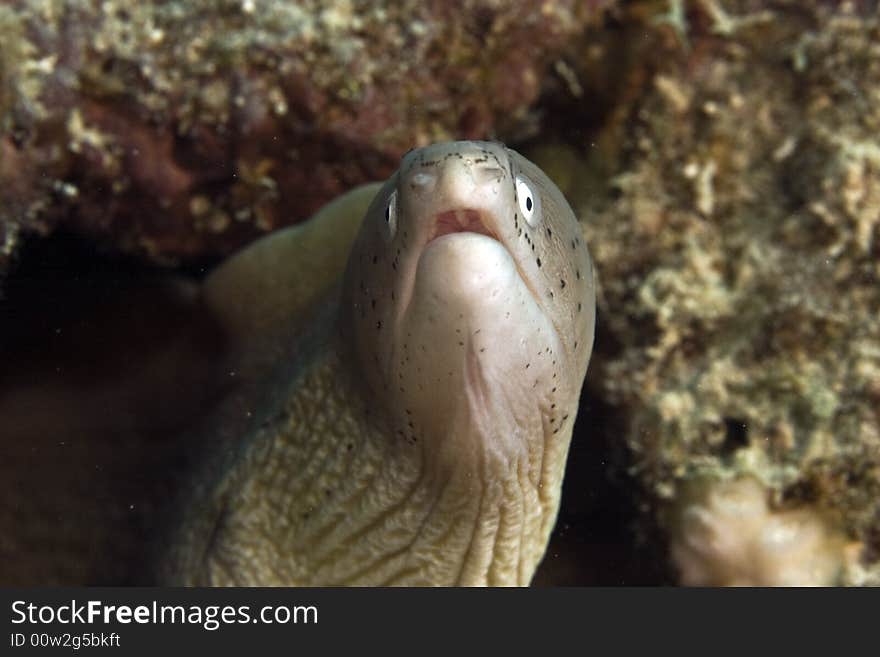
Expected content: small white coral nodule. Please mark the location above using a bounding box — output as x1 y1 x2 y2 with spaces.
669 477 857 586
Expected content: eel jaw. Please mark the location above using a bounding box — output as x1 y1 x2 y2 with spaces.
427 209 497 244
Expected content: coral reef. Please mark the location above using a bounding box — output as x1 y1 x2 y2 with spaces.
0 0 609 273
555 0 880 583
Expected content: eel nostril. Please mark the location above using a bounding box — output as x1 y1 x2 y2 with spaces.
409 171 436 190
473 165 505 184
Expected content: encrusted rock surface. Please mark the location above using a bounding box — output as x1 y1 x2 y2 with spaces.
546 0 880 584
0 0 608 271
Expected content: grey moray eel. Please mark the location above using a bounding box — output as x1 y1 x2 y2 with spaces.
162 141 596 586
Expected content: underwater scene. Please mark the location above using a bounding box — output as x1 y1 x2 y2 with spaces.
0 0 878 586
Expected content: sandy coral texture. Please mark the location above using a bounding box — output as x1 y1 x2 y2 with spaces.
563 0 880 584
0 0 604 270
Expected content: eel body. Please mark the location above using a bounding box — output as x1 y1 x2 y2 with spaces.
164 141 596 586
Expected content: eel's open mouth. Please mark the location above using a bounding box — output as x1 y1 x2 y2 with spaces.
428 209 496 243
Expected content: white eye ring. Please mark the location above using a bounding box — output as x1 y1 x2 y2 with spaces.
383 192 397 239
516 177 538 226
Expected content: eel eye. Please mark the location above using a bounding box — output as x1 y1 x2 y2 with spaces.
516 178 538 227
383 192 397 239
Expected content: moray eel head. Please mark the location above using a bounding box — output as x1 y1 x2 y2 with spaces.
343 141 595 483
168 141 596 586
